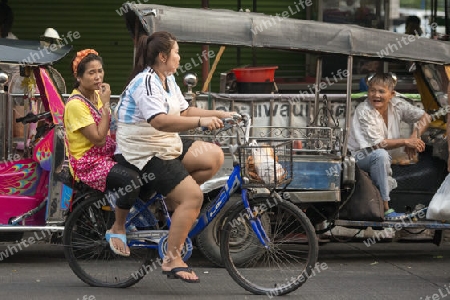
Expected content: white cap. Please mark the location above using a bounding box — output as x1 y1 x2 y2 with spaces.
40 28 62 41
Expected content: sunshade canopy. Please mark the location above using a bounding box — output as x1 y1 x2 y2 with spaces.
0 38 72 66
123 3 450 65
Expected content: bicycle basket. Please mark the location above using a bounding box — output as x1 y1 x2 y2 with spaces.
238 140 293 188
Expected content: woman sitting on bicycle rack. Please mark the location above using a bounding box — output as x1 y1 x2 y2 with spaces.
64 49 141 257
113 31 235 283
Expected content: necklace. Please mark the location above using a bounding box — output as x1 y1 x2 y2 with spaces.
77 87 98 106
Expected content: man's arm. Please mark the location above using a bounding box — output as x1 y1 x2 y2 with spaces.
447 83 450 172
378 138 424 152
411 113 432 138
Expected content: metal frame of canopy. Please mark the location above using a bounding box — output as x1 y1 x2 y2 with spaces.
122 3 449 157
0 38 72 160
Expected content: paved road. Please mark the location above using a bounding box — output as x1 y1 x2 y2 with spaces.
1 238 450 300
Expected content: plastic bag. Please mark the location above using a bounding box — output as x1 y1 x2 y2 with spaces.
426 173 450 221
249 140 285 184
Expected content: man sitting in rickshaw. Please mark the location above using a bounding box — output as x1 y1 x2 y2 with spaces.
348 73 431 220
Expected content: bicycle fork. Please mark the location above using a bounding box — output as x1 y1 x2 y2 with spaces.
241 189 270 248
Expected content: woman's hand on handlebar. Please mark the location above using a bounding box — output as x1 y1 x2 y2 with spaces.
217 111 239 120
199 116 224 131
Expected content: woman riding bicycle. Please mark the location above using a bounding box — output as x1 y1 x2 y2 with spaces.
64 49 140 257
114 31 235 283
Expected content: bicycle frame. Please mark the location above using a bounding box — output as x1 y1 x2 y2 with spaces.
126 162 270 250
125 115 271 251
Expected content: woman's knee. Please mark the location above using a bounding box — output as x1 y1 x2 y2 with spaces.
184 142 224 173
106 164 141 209
208 144 224 170
168 177 203 209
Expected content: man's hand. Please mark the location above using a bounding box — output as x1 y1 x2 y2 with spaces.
404 137 425 152
404 147 418 160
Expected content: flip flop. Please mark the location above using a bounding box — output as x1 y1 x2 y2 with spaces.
105 230 130 257
384 209 406 221
162 267 200 283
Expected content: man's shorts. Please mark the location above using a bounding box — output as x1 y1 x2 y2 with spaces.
115 139 195 197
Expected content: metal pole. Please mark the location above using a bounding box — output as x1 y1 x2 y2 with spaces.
313 57 323 126
237 0 242 66
0 71 8 160
202 0 210 90
445 0 449 35
342 56 353 157
7 92 13 157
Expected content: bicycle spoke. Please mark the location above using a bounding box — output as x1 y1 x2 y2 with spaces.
221 196 318 296
64 196 154 288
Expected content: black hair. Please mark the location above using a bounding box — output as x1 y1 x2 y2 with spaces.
406 16 421 26
0 0 14 38
71 53 103 88
126 31 177 86
405 16 423 36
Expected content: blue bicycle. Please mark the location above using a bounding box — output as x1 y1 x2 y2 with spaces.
63 115 318 296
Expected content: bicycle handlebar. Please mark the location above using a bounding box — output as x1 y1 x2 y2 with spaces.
212 113 251 142
16 111 51 124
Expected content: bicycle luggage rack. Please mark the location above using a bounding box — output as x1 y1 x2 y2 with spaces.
180 126 339 155
238 140 293 189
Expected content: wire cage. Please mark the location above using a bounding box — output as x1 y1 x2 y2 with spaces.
238 140 293 189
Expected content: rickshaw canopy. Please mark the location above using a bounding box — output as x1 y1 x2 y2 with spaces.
123 3 450 65
0 38 72 66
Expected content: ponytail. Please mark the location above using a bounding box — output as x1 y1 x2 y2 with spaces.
125 31 177 87
126 35 150 85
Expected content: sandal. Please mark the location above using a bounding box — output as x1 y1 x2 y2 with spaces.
162 267 200 283
105 230 130 257
384 209 406 221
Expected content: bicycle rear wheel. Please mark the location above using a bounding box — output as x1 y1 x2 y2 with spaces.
63 195 155 288
220 194 318 296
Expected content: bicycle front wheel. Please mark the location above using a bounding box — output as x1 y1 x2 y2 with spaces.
63 195 155 288
220 194 318 296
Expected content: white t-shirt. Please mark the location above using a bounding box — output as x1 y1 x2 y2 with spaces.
115 67 189 169
348 97 425 158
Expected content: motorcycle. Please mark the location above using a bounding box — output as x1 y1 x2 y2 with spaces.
0 38 72 242
121 3 450 266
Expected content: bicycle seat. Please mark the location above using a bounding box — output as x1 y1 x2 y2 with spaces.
139 187 157 202
54 165 93 192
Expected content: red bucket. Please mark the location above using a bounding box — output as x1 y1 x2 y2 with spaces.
232 66 278 83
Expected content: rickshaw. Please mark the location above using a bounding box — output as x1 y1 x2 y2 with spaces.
0 38 72 242
122 3 450 266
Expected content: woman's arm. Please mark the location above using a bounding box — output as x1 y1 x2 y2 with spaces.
150 113 223 132
180 106 235 119
150 107 237 132
79 102 111 147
